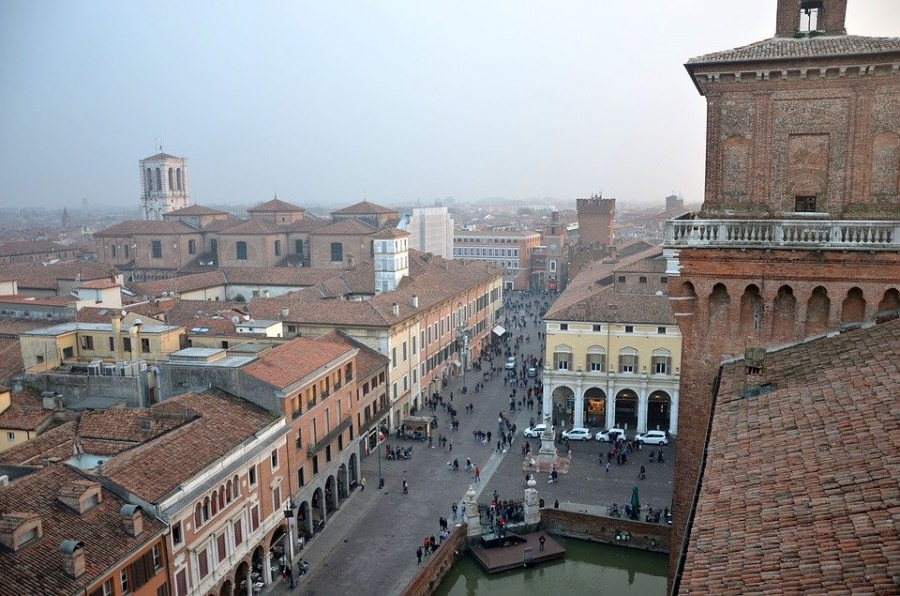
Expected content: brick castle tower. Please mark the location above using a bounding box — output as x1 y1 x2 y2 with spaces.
575 194 615 248
665 0 900 583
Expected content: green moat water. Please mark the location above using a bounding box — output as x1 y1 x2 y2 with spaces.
434 538 668 596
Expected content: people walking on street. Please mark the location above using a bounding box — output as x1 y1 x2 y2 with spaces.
416 547 422 564
452 502 458 520
360 476 367 491
539 534 546 552
639 464 646 480
475 466 481 482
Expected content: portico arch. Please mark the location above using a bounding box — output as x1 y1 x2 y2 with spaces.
582 386 607 428
550 385 574 427
614 389 638 431
647 390 672 432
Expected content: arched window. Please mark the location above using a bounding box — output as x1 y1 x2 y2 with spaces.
176 168 183 191
236 241 248 260
155 168 162 190
232 475 240 499
194 503 203 528
202 497 211 522
168 167 174 190
218 486 225 510
274 240 281 257
211 490 218 515
110 245 117 258
124 244 130 259
188 239 196 255
225 480 232 503
330 242 343 262
146 168 153 191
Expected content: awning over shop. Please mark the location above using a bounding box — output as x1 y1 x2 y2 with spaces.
492 325 506 336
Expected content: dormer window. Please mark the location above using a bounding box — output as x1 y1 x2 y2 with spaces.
57 480 102 514
0 512 43 551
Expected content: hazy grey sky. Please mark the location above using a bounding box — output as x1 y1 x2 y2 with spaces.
1 1 897 211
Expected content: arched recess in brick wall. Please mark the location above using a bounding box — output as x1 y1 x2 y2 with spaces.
739 284 763 337
841 287 866 324
675 282 697 316
805 286 831 336
707 283 731 336
771 285 797 341
876 288 900 321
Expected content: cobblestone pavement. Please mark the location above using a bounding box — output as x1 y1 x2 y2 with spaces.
263 300 675 595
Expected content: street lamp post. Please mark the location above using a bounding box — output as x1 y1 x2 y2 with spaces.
283 504 296 588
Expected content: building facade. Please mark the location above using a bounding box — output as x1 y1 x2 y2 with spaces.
453 229 541 290
397 206 455 259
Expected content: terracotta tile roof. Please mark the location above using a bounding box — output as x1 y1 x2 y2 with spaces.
158 300 249 328
0 338 25 384
100 389 278 502
0 241 71 258
309 218 377 236
372 228 410 239
0 465 167 595
131 270 226 298
216 218 280 235
248 198 304 213
77 279 119 290
93 220 197 236
0 390 55 432
0 421 77 467
546 285 675 325
248 251 502 327
76 408 195 447
0 262 116 290
164 205 228 216
331 200 396 215
316 330 389 379
141 151 182 161
678 318 900 594
687 34 900 65
220 266 340 286
545 245 663 317
198 214 244 232
286 217 329 233
241 336 353 388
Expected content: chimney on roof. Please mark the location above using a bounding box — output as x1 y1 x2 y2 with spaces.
61 540 86 579
411 295 419 308
392 303 400 316
121 504 143 537
281 307 289 319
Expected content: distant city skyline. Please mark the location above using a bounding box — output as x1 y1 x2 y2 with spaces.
1 1 897 210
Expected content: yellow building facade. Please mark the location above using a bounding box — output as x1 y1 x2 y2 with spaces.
542 288 681 435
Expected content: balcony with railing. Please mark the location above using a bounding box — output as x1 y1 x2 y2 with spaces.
664 217 900 250
307 417 353 457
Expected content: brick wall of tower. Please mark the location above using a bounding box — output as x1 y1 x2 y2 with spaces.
666 247 900 581
576 197 615 247
775 0 847 37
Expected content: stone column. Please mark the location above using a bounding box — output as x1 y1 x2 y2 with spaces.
523 477 540 526
573 370 584 428
464 485 481 538
541 368 551 421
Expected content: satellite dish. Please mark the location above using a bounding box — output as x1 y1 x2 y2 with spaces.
231 316 240 325
162 291 169 297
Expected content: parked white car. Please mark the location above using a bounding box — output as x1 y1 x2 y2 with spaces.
505 356 517 370
523 424 553 438
561 427 592 441
595 428 628 443
634 430 669 446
